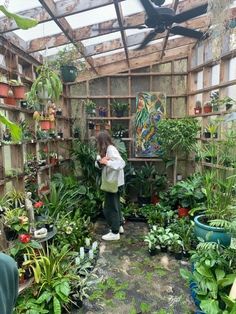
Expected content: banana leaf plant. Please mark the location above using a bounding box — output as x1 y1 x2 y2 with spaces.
0 113 22 142
0 5 38 29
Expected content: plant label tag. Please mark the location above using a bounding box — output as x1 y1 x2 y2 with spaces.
230 237 236 249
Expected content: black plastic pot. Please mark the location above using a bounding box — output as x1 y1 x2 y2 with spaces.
204 131 211 139
60 65 78 83
58 132 63 138
174 251 183 260
160 246 168 253
20 100 28 109
137 195 151 207
88 121 95 129
149 248 157 256
115 110 124 117
4 227 18 241
56 110 62 116
74 132 80 138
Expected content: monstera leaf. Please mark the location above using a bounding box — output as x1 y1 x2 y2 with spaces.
0 113 22 141
0 5 38 29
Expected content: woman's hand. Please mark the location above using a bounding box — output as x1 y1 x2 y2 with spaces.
99 157 110 165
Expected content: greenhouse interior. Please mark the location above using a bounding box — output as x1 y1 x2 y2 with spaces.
0 0 236 313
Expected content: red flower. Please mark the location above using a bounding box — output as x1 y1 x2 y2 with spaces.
34 201 44 208
19 234 31 243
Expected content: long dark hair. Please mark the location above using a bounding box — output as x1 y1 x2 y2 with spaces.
96 131 113 157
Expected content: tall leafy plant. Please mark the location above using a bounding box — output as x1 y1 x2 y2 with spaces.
157 118 199 183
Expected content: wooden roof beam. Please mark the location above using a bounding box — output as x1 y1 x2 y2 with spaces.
113 0 130 68
0 0 125 34
38 0 98 74
93 36 196 67
74 46 189 82
27 0 209 53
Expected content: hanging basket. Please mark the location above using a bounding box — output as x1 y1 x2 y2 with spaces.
0 82 10 97
60 65 78 82
13 85 26 99
39 119 51 130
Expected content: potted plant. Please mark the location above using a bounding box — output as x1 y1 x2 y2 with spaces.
26 63 62 102
9 79 26 99
49 152 58 165
20 100 28 109
0 75 10 97
111 100 129 117
157 118 199 184
191 170 236 246
203 101 212 113
219 96 235 111
169 233 183 260
194 100 202 115
57 129 63 138
50 44 86 82
2 128 12 142
203 122 218 139
73 127 80 138
85 99 97 117
133 163 157 206
210 91 220 112
56 107 62 116
144 231 158 256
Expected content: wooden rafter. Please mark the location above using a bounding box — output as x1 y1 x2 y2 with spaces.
27 0 208 53
38 0 98 74
72 46 189 83
93 36 196 67
113 0 130 68
0 0 125 34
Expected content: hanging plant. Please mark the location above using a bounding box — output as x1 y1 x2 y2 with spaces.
26 64 63 103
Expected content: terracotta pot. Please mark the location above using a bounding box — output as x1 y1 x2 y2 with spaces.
203 105 212 113
50 157 58 165
5 97 17 106
151 195 160 205
194 107 202 115
13 85 25 99
178 207 189 218
50 121 55 129
39 120 51 130
0 82 10 97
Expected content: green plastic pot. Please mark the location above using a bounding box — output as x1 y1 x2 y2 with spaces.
194 214 231 246
60 65 78 82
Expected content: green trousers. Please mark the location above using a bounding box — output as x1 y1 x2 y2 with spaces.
103 191 123 233
0 253 18 314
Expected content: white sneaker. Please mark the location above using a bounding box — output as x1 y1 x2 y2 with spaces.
102 231 120 241
119 226 124 234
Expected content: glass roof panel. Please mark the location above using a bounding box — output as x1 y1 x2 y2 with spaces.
121 0 174 16
65 4 117 29
0 0 40 16
13 20 61 41
82 31 121 46
93 48 124 59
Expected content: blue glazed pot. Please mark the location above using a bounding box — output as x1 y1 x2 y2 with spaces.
194 215 231 247
190 281 200 307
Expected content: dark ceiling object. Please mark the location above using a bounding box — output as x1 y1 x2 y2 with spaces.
151 0 165 6
94 0 208 50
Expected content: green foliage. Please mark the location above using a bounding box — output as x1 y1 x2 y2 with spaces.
157 117 199 155
43 182 86 218
26 63 62 103
49 44 85 71
72 140 101 187
111 100 129 114
0 113 22 141
0 5 38 29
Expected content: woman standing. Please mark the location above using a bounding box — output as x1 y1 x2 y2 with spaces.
96 131 125 241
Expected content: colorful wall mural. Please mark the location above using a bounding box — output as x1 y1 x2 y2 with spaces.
135 92 166 157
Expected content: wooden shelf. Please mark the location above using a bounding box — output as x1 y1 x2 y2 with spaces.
188 111 228 118
202 162 236 171
65 94 187 99
87 117 131 120
188 79 236 96
128 158 163 162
